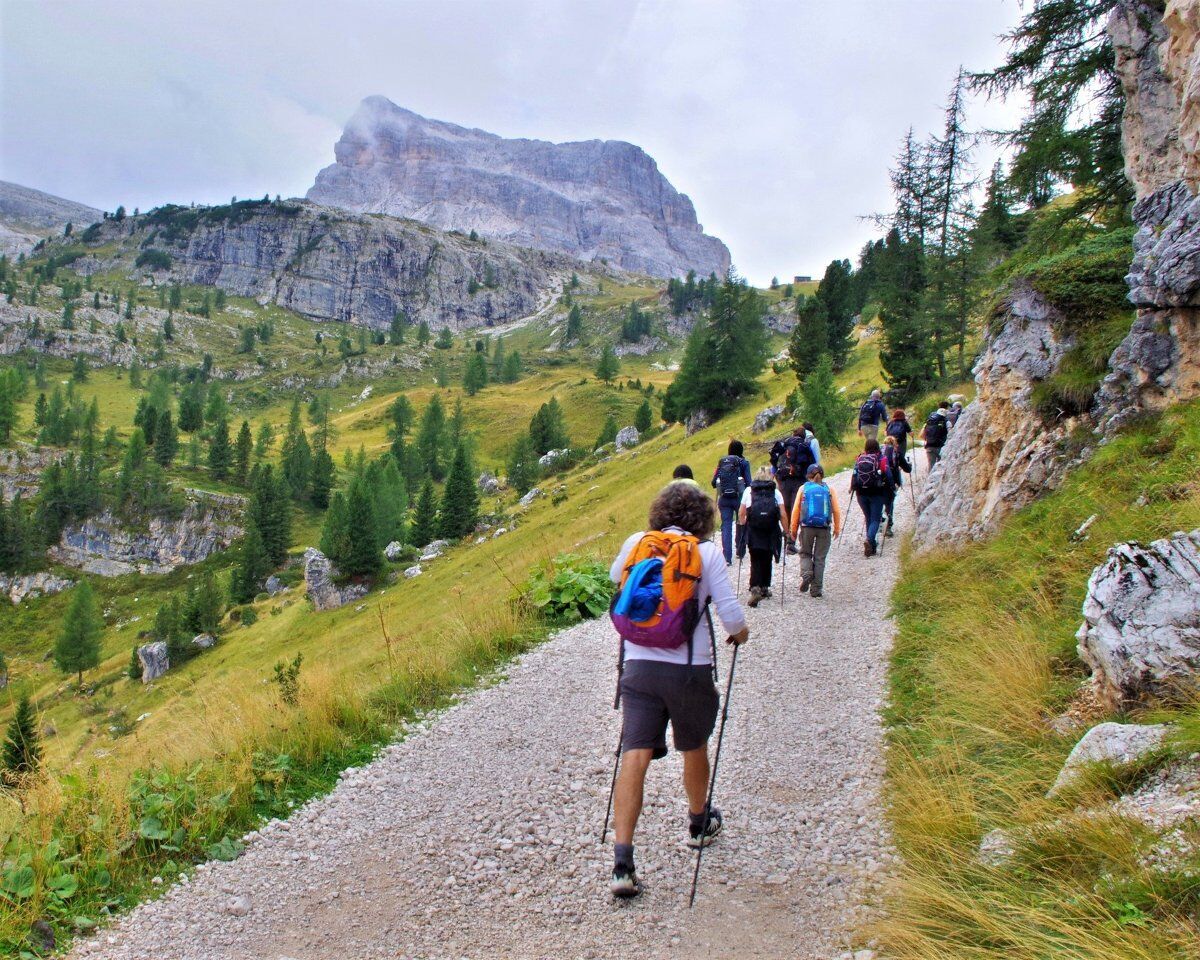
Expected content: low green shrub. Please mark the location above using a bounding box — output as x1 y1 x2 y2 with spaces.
521 553 614 623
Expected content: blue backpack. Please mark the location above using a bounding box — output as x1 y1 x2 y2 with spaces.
801 481 832 527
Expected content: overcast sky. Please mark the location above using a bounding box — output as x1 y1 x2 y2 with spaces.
1 0 1024 285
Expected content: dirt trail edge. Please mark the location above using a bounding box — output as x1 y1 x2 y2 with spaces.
75 466 904 960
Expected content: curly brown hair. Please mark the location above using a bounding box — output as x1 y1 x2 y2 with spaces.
648 482 715 539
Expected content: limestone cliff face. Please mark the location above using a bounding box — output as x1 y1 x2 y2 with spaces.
1101 0 1200 424
306 97 731 279
74 200 573 333
912 283 1085 550
915 0 1200 553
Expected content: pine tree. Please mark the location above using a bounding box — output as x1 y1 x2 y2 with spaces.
343 478 383 577
490 337 506 379
128 645 143 681
463 351 489 396
594 345 620 383
183 570 224 637
55 581 102 684
2 695 41 782
207 416 231 480
232 518 270 603
411 479 438 548
417 320 431 347
319 492 350 564
635 398 653 434
797 354 853 448
562 304 584 346
506 434 538 496
389 309 408 345
528 397 569 455
435 327 454 349
153 409 177 467
233 420 253 484
178 381 205 432
789 295 830 380
437 443 479 541
280 400 312 499
254 421 275 461
594 413 618 450
372 457 408 546
310 443 335 508
501 350 522 383
417 395 447 481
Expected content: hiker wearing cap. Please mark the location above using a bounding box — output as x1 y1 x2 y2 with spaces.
771 427 816 553
711 441 751 566
608 482 749 898
789 464 841 598
920 401 951 470
857 389 887 442
738 466 787 607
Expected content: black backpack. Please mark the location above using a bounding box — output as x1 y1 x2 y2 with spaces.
747 481 779 530
776 436 813 481
886 418 907 440
925 412 949 448
714 455 743 498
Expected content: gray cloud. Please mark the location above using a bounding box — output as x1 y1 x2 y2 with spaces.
0 0 1023 284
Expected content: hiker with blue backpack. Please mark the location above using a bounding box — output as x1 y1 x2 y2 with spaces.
849 437 891 556
606 481 749 899
789 463 842 598
711 441 752 566
738 466 788 607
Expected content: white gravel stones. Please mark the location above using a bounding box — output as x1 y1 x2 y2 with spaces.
72 466 902 960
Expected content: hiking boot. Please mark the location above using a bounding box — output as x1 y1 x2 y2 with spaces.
786 542 799 556
800 575 812 593
810 589 823 598
610 865 642 899
762 588 772 599
747 586 763 608
687 808 723 849
863 540 872 557
885 522 895 538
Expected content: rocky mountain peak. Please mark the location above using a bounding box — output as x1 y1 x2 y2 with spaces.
307 97 731 279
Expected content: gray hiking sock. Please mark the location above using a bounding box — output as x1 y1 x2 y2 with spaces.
689 810 709 832
613 843 635 870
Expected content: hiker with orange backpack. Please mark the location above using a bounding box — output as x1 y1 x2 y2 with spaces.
606 482 749 898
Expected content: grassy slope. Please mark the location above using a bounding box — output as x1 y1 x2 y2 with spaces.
881 402 1200 959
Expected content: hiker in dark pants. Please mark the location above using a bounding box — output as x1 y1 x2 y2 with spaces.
857 389 887 442
738 467 787 607
608 483 749 898
850 438 890 556
885 408 913 461
772 428 815 553
711 441 751 566
881 436 903 538
921 402 951 471
790 464 842 598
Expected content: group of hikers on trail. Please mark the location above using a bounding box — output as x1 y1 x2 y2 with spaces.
602 389 966 900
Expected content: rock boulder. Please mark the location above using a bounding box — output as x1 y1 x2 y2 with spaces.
614 426 639 451
137 642 169 683
752 404 785 434
1076 529 1200 709
303 547 368 612
1050 721 1169 796
478 471 501 495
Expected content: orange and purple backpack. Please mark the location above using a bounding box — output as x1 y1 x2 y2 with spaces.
610 531 704 654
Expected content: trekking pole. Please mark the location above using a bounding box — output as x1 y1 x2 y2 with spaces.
779 541 786 608
688 641 740 908
736 553 743 597
600 722 623 844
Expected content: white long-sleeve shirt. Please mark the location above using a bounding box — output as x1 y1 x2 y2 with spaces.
610 527 747 666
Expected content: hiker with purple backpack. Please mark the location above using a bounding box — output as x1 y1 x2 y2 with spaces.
849 438 891 556
606 482 749 899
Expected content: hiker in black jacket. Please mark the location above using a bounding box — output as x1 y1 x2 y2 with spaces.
920 402 951 470
711 440 751 565
738 467 787 607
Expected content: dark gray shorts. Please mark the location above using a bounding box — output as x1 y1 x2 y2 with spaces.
620 660 719 759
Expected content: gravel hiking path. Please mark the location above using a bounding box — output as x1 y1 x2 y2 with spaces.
75 466 908 960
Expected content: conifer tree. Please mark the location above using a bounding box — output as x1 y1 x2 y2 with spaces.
232 518 270 603
490 337 506 378
343 478 383 577
389 309 408 345
2 695 41 782
501 350 522 383
411 478 438 548
594 345 620 384
248 464 291 566
417 395 447 481
506 434 538 496
437 443 479 541
797 354 853 448
233 420 253 484
128 645 143 681
183 570 224 637
372 457 408 546
310 442 335 508
280 400 312 499
319 492 350 564
635 398 653 434
435 327 454 349
254 421 275 461
153 409 177 468
207 416 231 480
463 351 489 395
562 303 583 346
55 581 102 684
178 381 205 432
417 320 431 347
594 413 619 450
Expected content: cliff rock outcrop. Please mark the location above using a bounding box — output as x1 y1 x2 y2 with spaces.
912 283 1084 550
307 97 730 279
1101 0 1200 424
73 199 573 334
0 180 102 256
49 492 244 576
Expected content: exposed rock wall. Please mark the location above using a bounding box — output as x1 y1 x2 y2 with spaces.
912 283 1084 550
73 200 574 334
307 97 730 279
49 493 244 576
1101 0 1200 425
